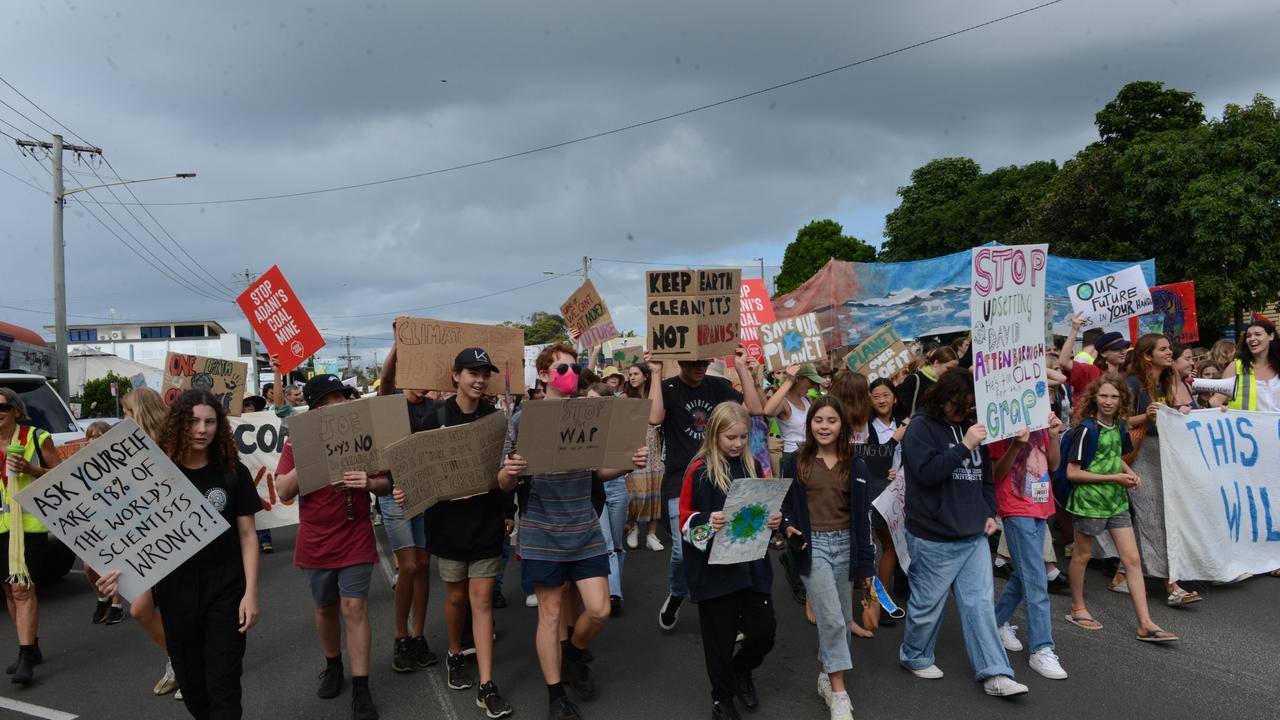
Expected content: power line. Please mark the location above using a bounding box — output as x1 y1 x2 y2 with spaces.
0 165 44 193
311 269 580 320
74 0 1067 208
0 97 52 138
0 74 88 145
590 257 781 269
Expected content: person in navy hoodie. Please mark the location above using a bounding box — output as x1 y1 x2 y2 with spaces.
780 396 875 720
679 403 782 720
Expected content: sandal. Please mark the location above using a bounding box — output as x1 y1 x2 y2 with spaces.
1136 628 1178 643
1064 609 1103 631
1166 588 1202 607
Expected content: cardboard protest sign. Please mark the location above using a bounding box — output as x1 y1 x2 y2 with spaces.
707 478 792 565
394 316 525 393
970 244 1050 443
286 395 411 495
13 420 230 601
229 411 299 530
646 269 741 360
163 352 248 417
383 411 507 517
515 397 650 475
609 341 645 369
758 312 825 371
235 265 325 375
1067 264 1153 329
1129 281 1198 344
561 279 620 348
738 279 776 365
843 324 912 382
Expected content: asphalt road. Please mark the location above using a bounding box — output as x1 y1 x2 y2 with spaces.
0 524 1275 720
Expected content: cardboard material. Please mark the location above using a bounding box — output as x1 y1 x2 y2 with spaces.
1129 281 1199 344
394 316 526 393
758 312 825 371
162 352 248 416
738 279 776 365
286 395 411 495
383 411 507 517
561 279 620 348
13 419 231 602
1067 264 1153 329
646 269 741 360
608 342 645 369
843 324 912 382
515 397 651 475
236 265 325 375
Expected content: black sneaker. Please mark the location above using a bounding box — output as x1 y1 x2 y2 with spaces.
92 599 111 625
318 664 344 699
447 652 472 690
1046 574 1070 595
492 589 509 609
658 595 682 631
410 635 438 668
105 605 126 625
562 650 596 701
392 638 415 673
993 562 1012 579
712 700 743 719
548 695 582 720
5 645 41 675
476 680 514 718
351 686 378 720
610 596 624 618
735 674 759 711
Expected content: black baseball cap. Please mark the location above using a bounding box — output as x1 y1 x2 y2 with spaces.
1096 332 1131 353
304 374 356 408
453 348 500 374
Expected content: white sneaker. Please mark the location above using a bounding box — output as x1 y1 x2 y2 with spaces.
829 692 854 720
626 526 640 550
998 623 1023 652
908 664 944 679
817 672 833 707
174 689 183 701
153 659 178 695
983 675 1029 697
525 593 538 608
645 534 665 552
1029 647 1068 680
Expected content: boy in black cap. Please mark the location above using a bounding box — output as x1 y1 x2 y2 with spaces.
391 348 514 718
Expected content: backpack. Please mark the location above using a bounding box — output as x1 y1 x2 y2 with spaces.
1051 417 1133 510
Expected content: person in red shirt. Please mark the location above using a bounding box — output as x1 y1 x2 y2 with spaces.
1058 313 1131 403
276 375 391 720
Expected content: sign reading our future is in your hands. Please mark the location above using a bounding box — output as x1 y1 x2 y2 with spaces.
1067 265 1152 329
646 269 741 360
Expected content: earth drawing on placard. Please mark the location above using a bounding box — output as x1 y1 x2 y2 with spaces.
726 503 769 545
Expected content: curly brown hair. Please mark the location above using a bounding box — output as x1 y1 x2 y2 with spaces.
160 389 237 469
1074 372 1133 424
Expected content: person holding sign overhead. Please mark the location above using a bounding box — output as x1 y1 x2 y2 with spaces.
97 389 262 720
274 375 389 720
0 387 62 686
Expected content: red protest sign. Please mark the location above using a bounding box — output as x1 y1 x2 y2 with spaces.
235 265 325 375
1127 281 1198 344
738 279 775 364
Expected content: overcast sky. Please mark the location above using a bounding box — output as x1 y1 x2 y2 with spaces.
3 0 1277 361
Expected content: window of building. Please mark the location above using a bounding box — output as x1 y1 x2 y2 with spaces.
174 324 206 338
239 338 253 356
67 329 98 342
140 326 171 339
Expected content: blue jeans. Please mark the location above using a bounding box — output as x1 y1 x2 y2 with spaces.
256 529 272 544
599 478 628 599
994 516 1054 653
667 496 688 599
900 532 1014 681
800 530 854 673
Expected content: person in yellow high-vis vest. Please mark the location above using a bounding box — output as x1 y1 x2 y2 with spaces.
1212 320 1279 412
0 387 63 685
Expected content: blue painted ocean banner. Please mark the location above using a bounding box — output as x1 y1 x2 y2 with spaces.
772 245 1156 345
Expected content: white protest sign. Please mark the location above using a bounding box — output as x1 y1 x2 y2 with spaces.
708 477 792 565
14 419 230 601
970 245 1050 443
1159 407 1280 582
871 474 911 572
1067 265 1152 329
758 312 825 371
229 411 299 530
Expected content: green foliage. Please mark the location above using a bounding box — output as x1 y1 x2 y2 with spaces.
775 219 876 295
76 371 132 418
1096 81 1205 145
504 311 569 345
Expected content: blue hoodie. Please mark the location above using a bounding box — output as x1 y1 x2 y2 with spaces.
900 412 996 542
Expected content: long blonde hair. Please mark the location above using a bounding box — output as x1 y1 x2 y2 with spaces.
693 403 756 493
123 387 169 441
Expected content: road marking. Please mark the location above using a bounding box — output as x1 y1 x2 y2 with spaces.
0 696 78 720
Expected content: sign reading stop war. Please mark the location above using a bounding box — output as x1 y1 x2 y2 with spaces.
163 352 248 417
843 324 912 382
287 395 411 495
394 316 526 394
13 419 230 602
561 279 620 348
383 411 508 517
516 397 650 475
646 269 741 360
235 265 326 375
759 312 825 371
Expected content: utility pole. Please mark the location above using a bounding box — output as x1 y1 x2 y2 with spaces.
17 135 103 403
339 335 360 378
582 256 589 280
240 269 261 394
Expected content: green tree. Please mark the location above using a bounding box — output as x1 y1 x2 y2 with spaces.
75 371 132 418
1096 80 1205 145
504 311 569 344
775 219 876 295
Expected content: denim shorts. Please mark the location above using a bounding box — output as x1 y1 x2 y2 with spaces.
1072 512 1132 537
522 554 610 588
378 493 426 551
303 564 374 606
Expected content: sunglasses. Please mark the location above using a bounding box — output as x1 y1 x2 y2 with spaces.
0 403 14 413
552 363 577 376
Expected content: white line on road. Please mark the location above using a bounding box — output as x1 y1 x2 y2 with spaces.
0 696 79 720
